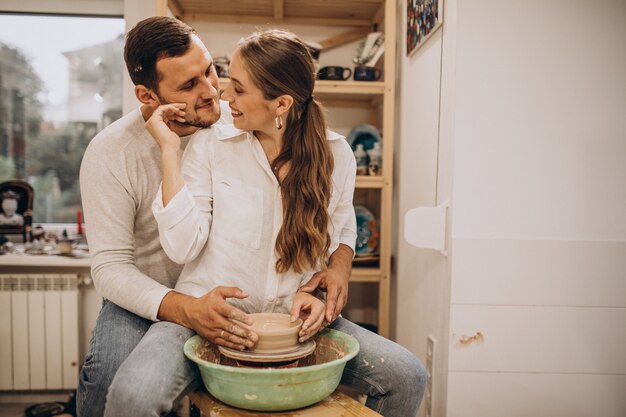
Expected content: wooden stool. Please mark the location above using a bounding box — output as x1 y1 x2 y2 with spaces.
188 390 382 417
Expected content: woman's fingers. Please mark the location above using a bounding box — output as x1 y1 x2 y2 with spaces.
290 296 306 322
299 299 326 341
149 103 186 125
300 312 325 342
154 103 186 123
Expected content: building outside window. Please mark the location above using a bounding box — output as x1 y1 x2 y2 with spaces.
0 14 123 224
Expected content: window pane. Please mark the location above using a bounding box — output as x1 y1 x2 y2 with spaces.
0 14 124 223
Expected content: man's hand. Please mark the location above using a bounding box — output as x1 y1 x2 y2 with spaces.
158 287 258 351
299 244 353 324
290 292 326 342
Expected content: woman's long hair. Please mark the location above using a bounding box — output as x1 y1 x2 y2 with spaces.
236 29 333 273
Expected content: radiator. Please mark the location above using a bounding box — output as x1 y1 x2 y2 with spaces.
0 274 79 390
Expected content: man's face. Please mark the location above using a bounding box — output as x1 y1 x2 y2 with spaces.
154 35 220 133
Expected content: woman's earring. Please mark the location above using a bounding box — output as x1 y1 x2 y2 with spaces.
275 116 283 130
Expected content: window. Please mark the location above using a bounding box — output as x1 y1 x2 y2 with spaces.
0 13 124 223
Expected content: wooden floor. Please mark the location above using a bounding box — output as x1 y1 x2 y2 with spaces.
0 403 28 417
0 403 73 417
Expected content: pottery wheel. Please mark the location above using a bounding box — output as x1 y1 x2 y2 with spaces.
218 339 316 363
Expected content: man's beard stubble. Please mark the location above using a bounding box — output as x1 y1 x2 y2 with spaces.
157 94 219 129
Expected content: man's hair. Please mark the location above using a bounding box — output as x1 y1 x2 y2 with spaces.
124 16 196 92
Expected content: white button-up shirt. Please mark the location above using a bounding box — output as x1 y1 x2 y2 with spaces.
152 125 357 314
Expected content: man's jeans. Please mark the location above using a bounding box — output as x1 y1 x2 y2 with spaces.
77 300 426 417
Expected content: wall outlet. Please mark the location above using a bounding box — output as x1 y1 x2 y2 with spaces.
425 335 436 417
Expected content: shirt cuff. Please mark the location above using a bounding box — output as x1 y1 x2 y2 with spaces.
152 184 196 230
144 287 175 322
338 232 357 254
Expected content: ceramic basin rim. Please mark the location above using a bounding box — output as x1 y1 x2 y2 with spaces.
184 329 360 375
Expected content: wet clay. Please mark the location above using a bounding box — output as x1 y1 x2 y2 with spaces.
196 333 348 369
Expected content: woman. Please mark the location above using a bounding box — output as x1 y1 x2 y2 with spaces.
148 29 357 349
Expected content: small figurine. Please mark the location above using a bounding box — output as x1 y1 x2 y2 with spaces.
0 190 24 226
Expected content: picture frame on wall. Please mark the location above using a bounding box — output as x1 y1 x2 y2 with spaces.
406 0 443 56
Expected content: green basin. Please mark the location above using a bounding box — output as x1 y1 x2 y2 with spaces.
183 328 360 411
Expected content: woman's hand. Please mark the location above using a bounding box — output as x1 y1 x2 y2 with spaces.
145 103 187 151
290 291 326 342
144 103 188 206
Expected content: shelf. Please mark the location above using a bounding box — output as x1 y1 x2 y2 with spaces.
0 253 91 274
314 80 385 101
355 176 384 188
170 0 385 27
350 267 382 283
218 78 385 102
166 0 396 338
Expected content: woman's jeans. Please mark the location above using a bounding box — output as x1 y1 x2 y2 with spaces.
77 300 426 417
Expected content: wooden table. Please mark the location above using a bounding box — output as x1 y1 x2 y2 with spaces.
188 390 382 417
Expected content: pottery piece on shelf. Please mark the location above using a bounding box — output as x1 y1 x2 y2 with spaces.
346 123 381 152
354 205 379 256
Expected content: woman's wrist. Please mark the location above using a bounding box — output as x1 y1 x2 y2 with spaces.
160 145 181 158
297 287 326 302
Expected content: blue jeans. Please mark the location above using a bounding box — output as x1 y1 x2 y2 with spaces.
77 300 200 417
78 301 426 417
329 318 427 417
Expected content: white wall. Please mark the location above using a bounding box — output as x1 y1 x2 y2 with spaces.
447 0 626 416
394 0 456 415
396 0 626 416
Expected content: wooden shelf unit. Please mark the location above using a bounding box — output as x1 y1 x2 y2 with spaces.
219 78 385 103
161 0 395 337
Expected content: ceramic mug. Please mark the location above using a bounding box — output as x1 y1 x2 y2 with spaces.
353 66 383 81
318 66 352 81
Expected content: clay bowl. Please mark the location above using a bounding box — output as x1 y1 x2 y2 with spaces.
184 328 360 411
246 313 302 353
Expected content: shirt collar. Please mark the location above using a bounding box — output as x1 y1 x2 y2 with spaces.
214 124 246 141
326 129 345 141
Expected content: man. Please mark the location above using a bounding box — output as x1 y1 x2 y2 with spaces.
78 16 425 417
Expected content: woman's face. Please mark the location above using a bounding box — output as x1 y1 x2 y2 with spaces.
221 50 276 133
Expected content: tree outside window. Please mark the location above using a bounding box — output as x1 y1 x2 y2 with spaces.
0 14 123 223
